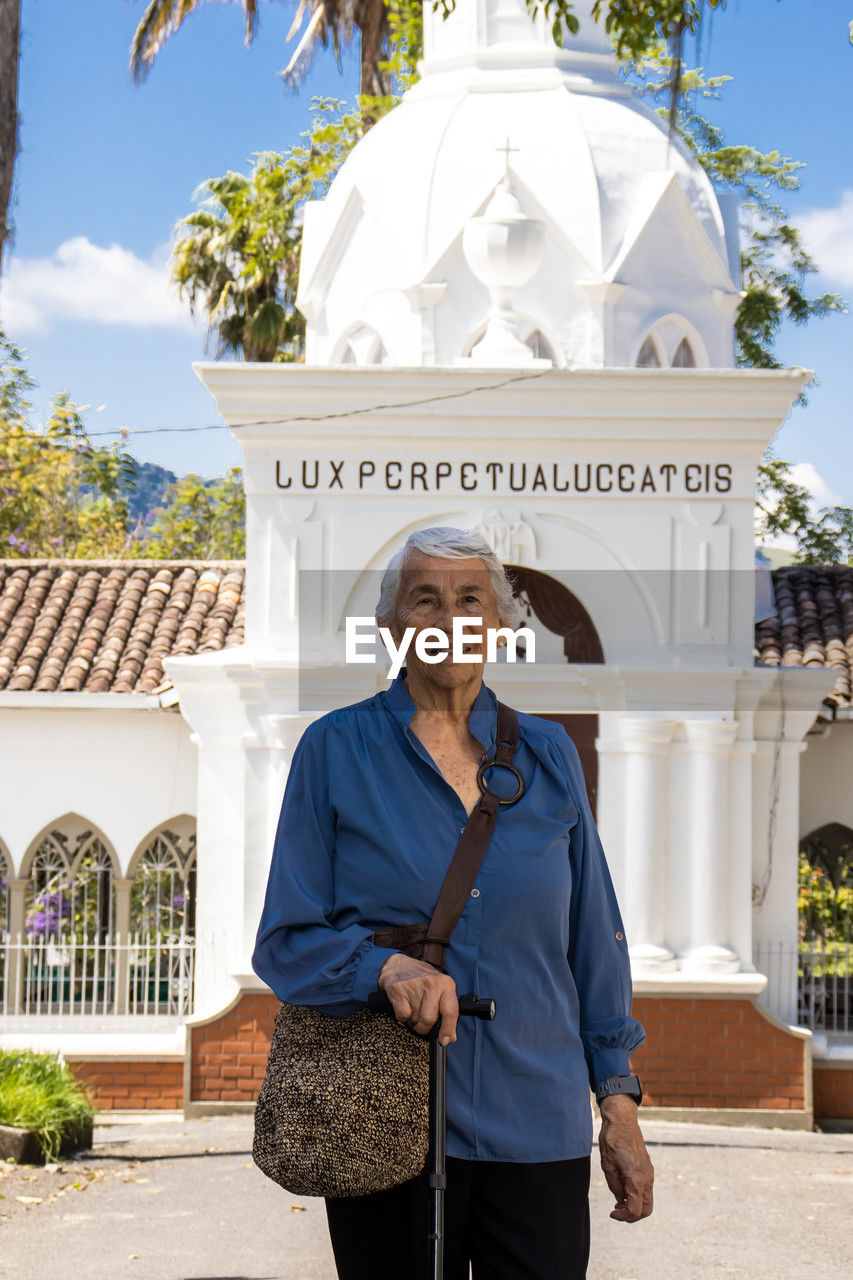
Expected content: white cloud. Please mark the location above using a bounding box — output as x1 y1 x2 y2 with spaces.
759 461 844 554
797 190 853 289
0 236 203 334
787 461 843 510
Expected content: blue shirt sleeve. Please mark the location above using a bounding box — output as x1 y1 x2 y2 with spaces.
250 720 400 1016
558 731 646 1087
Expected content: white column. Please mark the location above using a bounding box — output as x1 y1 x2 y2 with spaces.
112 878 134 1015
4 879 27 1014
621 718 677 973
680 719 740 974
191 735 247 1015
728 739 758 975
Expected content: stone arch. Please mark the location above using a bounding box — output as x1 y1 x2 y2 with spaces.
20 814 119 941
633 313 708 369
331 322 390 366
800 822 853 889
524 328 559 362
636 334 662 367
506 565 604 663
462 315 564 366
336 508 666 659
127 816 197 938
798 823 852 1028
672 337 696 368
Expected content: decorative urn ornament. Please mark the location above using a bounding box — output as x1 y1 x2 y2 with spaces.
462 156 547 365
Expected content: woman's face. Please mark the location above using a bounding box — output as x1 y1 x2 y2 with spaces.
390 552 504 690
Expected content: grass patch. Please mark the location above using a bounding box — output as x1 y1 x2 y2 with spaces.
0 1048 95 1162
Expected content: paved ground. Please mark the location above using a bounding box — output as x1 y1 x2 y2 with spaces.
0 1112 851 1280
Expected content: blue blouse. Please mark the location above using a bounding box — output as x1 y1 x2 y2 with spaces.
251 669 646 1162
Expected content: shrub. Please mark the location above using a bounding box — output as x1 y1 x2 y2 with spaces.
799 852 853 945
0 1048 95 1162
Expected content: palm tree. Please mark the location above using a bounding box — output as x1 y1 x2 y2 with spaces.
130 0 392 112
0 0 21 275
170 154 307 363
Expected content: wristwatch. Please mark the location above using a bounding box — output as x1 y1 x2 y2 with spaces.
594 1074 643 1107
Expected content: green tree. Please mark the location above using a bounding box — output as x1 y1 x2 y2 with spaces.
0 319 31 427
621 49 850 559
432 0 725 116
0 325 248 561
798 852 852 952
167 4 421 363
625 55 845 374
130 0 393 123
130 2 727 131
136 465 246 558
0 327 138 557
172 99 362 362
756 452 853 566
164 3 845 379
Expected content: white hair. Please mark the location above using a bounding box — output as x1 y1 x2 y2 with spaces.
375 526 521 630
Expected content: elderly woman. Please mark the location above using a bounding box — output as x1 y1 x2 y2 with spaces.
252 526 654 1280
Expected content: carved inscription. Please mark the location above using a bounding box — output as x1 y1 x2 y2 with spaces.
274 458 733 495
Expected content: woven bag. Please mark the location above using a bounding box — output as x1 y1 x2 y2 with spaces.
251 701 521 1198
252 1002 430 1197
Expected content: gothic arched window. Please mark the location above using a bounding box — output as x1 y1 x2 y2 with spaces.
337 328 388 365
672 338 696 368
637 319 705 368
130 823 197 939
24 824 115 942
636 336 662 367
525 329 557 361
795 822 852 1033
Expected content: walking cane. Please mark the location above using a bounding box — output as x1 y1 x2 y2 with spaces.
368 989 496 1280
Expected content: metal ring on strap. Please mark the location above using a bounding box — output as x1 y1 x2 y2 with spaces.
476 756 525 805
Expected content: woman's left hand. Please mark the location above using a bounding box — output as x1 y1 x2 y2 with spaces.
597 1095 655 1222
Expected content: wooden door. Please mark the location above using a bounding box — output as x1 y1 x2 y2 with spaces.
531 713 599 819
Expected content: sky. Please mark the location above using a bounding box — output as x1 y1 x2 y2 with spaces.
2 0 852 523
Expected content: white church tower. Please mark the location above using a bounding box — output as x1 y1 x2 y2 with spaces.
297 0 742 370
170 0 831 1125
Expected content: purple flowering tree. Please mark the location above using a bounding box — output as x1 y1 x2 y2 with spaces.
24 884 71 939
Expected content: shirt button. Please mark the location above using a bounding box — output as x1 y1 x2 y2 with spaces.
470 888 480 898
615 931 624 941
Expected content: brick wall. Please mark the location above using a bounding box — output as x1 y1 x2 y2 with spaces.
188 991 278 1103
68 1059 183 1110
813 1064 853 1120
630 996 808 1111
64 991 843 1119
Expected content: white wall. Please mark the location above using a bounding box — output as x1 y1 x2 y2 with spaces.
800 720 853 837
0 706 197 877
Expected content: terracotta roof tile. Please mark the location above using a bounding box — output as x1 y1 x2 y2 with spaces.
0 560 245 694
754 565 853 710
2 559 850 711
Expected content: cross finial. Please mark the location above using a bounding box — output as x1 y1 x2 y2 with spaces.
497 136 519 175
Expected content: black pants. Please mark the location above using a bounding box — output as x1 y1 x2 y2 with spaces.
325 1154 591 1280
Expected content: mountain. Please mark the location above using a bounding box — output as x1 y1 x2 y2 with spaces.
121 458 179 522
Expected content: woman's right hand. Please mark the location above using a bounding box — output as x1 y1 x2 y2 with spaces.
377 952 459 1045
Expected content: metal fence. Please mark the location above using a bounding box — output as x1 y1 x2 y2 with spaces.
0 930 196 1019
755 939 853 1036
757 839 853 1038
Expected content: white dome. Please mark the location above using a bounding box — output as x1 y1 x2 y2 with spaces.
297 0 742 370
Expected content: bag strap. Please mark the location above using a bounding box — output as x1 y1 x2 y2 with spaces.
418 700 522 969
